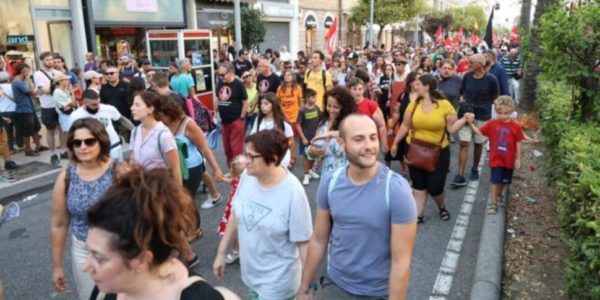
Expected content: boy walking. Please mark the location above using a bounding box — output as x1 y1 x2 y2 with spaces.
297 88 321 185
467 96 525 214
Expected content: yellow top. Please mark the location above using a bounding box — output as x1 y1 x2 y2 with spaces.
406 99 456 148
304 69 333 110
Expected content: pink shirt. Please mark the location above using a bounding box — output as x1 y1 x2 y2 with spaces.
130 121 177 169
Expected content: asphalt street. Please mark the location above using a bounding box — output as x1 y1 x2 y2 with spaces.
0 141 490 300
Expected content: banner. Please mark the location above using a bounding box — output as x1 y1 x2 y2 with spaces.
324 17 338 57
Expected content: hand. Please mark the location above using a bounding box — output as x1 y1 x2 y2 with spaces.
52 267 68 293
386 100 390 107
213 169 224 182
381 143 389 155
2 117 11 124
515 160 522 170
213 253 227 279
390 144 398 157
311 134 330 143
296 291 316 300
464 113 475 123
301 137 309 146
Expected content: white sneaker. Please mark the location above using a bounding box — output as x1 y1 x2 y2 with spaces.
225 251 239 264
302 174 310 186
200 193 222 209
308 169 320 179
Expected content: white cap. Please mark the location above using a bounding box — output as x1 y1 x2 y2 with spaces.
84 70 103 80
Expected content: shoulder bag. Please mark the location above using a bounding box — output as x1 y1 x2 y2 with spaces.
404 101 446 172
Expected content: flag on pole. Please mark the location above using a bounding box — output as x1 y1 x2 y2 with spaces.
324 17 338 57
483 9 494 48
435 25 443 45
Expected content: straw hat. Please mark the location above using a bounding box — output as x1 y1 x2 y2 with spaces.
53 73 71 84
83 70 103 80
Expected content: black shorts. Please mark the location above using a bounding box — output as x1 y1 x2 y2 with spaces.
15 112 41 136
385 139 407 162
408 146 450 196
41 108 59 129
490 167 514 184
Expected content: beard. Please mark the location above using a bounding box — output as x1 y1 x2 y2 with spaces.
86 107 99 114
345 149 378 169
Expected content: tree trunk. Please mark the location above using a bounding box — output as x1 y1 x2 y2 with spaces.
520 0 532 33
520 0 556 112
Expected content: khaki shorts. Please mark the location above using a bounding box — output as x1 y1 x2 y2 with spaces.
459 120 488 144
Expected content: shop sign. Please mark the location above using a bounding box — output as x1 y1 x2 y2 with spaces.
197 11 232 29
324 15 334 29
261 2 294 18
305 15 317 28
6 35 35 45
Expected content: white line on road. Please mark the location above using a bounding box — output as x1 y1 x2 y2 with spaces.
429 152 487 299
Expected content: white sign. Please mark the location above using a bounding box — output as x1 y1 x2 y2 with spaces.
127 0 158 13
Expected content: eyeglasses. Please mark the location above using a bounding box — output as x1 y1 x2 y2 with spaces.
244 153 262 162
284 66 292 69
70 138 98 148
242 75 250 79
106 72 116 75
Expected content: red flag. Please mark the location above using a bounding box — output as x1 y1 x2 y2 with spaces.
511 25 519 34
452 26 464 45
468 33 480 46
444 37 453 47
324 17 338 57
435 25 443 44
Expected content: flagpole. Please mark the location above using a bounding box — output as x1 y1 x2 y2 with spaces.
369 0 375 47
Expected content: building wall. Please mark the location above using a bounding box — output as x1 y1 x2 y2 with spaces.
297 0 359 55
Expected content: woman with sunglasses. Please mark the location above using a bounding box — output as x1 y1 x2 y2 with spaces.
214 129 312 299
51 118 124 300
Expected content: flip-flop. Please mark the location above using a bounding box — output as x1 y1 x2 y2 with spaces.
487 203 498 215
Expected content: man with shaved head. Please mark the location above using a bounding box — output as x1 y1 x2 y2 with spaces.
450 53 499 187
298 113 417 299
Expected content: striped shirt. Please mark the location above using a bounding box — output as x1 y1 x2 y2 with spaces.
500 55 521 78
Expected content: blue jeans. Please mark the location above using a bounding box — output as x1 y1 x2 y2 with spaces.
245 114 256 135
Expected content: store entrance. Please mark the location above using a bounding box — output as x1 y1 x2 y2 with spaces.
36 20 75 67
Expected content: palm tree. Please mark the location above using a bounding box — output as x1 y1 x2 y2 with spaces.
520 0 558 111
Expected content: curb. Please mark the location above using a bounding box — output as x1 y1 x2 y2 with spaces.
469 185 510 300
2 150 132 204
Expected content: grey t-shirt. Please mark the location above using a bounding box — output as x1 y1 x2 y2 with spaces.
316 163 417 296
232 169 313 299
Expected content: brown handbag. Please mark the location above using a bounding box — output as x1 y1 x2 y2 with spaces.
404 100 446 172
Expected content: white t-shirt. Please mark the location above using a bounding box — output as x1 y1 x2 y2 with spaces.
69 104 122 147
0 83 15 112
33 69 60 108
250 118 293 167
232 170 312 299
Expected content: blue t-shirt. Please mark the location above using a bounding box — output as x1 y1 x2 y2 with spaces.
316 163 417 296
170 73 195 97
11 79 35 113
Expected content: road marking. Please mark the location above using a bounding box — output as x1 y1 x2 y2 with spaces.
430 152 487 299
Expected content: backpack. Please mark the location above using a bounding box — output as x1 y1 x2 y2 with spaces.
191 96 216 133
132 126 189 181
328 166 394 208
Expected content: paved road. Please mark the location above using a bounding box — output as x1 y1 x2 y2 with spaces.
0 142 490 300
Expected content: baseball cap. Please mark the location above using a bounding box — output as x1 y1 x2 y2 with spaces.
500 45 508 51
53 73 71 84
83 70 103 80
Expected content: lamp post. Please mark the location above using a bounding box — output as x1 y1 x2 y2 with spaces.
369 0 375 47
234 0 242 50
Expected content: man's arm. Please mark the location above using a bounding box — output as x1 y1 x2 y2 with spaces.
117 116 135 130
297 208 332 298
388 222 417 300
372 108 389 153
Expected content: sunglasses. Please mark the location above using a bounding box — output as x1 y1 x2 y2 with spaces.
106 72 116 75
70 138 98 148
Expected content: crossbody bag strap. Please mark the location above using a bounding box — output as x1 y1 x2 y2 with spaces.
438 106 448 145
408 99 419 140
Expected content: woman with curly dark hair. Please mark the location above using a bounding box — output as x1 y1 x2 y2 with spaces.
84 167 230 299
305 86 358 175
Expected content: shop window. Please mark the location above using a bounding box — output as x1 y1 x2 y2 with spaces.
149 40 178 68
184 39 212 93
0 0 36 70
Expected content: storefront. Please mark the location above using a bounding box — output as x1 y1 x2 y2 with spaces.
84 0 187 60
258 1 297 55
196 10 234 53
1 0 86 71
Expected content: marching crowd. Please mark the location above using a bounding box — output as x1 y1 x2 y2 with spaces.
0 36 534 299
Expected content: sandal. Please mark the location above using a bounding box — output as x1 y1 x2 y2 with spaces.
35 146 49 152
438 206 450 221
487 203 498 215
25 151 39 157
417 216 425 224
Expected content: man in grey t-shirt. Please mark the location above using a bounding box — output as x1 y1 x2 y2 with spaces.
298 113 418 299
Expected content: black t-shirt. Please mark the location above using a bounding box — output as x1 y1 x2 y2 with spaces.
233 59 253 77
256 73 281 98
216 78 247 124
461 72 499 121
89 277 225 300
100 81 131 119
379 75 392 103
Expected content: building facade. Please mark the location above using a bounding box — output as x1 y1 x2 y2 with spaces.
298 0 359 54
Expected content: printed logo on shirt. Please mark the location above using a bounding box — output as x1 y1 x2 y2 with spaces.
304 110 319 120
98 116 110 127
218 86 232 101
242 199 272 231
258 79 270 93
497 127 510 153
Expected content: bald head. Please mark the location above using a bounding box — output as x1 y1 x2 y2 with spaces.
339 113 377 140
469 54 486 65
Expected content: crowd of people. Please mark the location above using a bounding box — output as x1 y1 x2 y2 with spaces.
0 34 535 299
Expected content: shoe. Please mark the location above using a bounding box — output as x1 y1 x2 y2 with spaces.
35 146 49 152
60 152 69 159
186 255 200 268
4 161 19 170
469 169 480 181
302 174 310 186
200 193 222 209
450 175 467 187
0 172 15 183
225 251 239 264
50 154 60 165
308 169 320 179
25 151 39 157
